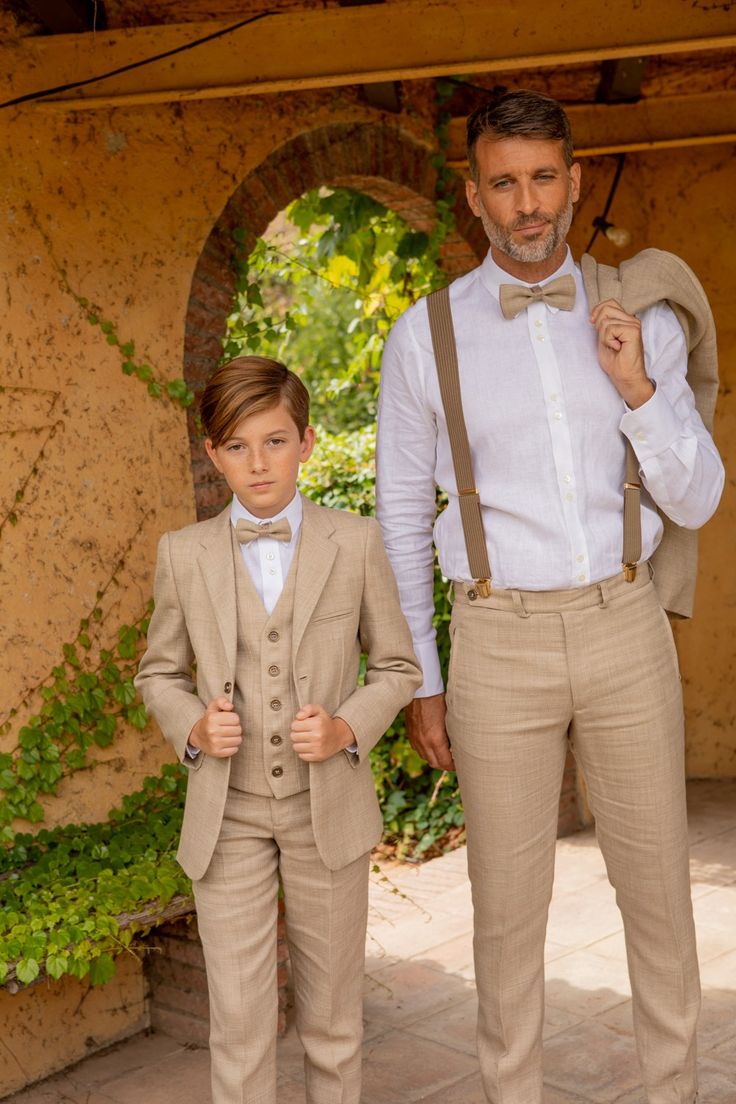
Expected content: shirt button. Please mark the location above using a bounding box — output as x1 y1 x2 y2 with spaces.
636 431 646 442
270 699 282 711
268 631 279 642
576 554 585 563
563 474 572 484
268 665 280 677
271 766 283 778
566 492 574 501
554 412 562 421
578 573 587 582
270 734 282 746
550 392 558 401
268 568 276 576
223 681 232 693
534 320 543 328
266 552 275 560
536 335 545 342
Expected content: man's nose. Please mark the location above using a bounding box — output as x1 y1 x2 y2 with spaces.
516 181 538 213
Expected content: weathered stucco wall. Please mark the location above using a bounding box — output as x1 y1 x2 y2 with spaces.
0 85 733 846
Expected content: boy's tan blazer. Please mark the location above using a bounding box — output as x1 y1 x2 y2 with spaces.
135 496 422 881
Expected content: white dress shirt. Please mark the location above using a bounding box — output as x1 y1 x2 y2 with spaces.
376 248 724 697
230 490 303 613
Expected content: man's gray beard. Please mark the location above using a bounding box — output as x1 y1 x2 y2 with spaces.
477 189 574 264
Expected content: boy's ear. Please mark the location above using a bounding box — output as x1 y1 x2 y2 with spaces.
299 425 316 463
204 438 224 474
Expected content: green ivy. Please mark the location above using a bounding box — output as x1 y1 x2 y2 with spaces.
0 604 152 831
0 765 190 988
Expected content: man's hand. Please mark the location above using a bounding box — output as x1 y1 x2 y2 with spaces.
404 693 455 771
290 705 355 762
188 697 243 758
591 298 655 410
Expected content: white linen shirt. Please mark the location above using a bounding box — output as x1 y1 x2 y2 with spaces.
230 490 303 614
376 248 724 697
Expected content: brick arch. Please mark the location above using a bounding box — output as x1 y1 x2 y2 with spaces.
184 119 486 520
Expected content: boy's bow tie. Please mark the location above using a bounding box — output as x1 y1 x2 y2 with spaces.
498 274 576 320
235 518 292 544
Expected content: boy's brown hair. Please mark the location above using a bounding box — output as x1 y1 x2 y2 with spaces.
200 356 310 447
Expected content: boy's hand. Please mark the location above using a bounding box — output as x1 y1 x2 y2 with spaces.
188 697 243 758
289 705 355 762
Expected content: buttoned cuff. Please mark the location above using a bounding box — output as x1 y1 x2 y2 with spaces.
185 743 201 760
620 384 682 463
413 641 444 698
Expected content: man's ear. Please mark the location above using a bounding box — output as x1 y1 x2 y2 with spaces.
570 161 582 204
466 178 482 218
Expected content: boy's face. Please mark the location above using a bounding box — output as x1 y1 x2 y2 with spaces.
205 401 315 519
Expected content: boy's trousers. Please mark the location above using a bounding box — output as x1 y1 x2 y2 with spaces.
445 568 700 1104
193 787 370 1104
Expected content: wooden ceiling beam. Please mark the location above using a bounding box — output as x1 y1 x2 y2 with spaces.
446 91 736 163
2 0 736 111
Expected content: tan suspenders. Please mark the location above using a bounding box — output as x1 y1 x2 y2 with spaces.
425 284 641 593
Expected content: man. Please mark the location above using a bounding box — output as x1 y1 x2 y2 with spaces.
376 90 723 1104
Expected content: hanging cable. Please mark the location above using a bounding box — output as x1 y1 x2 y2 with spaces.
0 11 277 112
585 153 629 253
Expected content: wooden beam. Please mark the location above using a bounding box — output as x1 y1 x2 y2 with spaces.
446 91 736 163
2 0 736 111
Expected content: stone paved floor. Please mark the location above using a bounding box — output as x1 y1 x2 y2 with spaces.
6 780 736 1103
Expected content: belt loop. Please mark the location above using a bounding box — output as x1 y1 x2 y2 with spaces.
597 583 609 609
511 589 530 619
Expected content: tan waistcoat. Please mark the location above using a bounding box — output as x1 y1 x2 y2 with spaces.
228 534 309 798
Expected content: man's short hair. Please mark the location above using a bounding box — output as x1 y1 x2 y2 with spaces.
466 90 574 182
200 356 310 447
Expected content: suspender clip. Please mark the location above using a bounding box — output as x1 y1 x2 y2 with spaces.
475 578 492 598
623 563 637 582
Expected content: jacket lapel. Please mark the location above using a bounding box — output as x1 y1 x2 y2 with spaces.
292 497 338 658
197 506 238 674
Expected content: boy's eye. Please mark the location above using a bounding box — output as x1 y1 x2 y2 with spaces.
268 437 286 446
226 442 244 452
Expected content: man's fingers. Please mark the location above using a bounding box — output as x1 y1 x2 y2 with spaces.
210 696 234 712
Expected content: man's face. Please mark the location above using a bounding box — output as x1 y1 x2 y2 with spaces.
466 137 581 266
205 401 315 518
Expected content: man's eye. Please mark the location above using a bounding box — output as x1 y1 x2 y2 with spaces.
268 438 286 446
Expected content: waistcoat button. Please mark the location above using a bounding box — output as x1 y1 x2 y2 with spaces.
268 630 280 642
223 681 232 693
268 665 280 677
270 734 282 746
270 699 282 711
271 766 283 778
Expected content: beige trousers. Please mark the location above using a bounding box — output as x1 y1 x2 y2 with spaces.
445 569 700 1104
193 788 370 1104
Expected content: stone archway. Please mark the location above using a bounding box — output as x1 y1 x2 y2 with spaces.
182 119 486 520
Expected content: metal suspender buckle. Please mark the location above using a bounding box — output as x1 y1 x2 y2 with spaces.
623 563 637 582
475 578 492 598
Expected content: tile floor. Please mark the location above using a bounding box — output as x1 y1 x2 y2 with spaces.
5 780 735 1103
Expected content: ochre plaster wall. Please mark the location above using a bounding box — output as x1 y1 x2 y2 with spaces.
0 954 147 1097
0 89 734 848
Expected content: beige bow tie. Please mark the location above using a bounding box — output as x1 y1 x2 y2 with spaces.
235 518 292 545
498 274 576 320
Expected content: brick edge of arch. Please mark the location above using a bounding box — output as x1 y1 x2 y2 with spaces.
183 119 486 520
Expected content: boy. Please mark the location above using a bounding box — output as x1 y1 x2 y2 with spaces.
135 356 422 1104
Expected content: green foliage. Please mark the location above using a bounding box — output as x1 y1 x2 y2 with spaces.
0 604 152 830
76 297 195 411
0 765 190 988
224 186 447 433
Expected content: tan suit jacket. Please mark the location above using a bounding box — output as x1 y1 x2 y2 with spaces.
135 496 422 880
581 248 719 617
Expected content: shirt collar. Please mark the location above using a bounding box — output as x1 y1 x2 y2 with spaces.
479 245 578 304
230 490 303 543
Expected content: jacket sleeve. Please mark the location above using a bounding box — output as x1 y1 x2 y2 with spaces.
133 533 207 768
334 518 423 760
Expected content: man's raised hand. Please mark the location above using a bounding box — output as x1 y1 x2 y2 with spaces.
188 697 243 758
